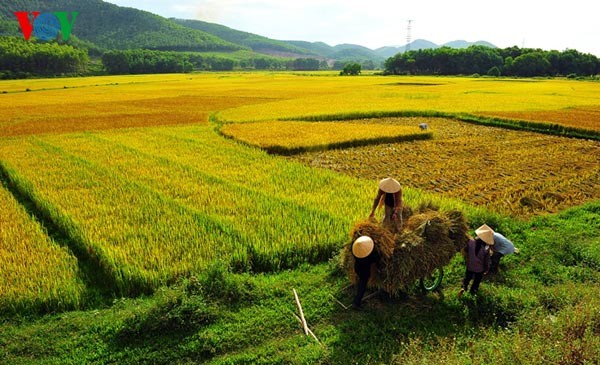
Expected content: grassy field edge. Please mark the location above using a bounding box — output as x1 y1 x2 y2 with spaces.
0 201 598 364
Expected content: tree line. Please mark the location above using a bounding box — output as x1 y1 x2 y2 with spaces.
0 36 88 78
2 35 599 78
101 50 334 74
385 45 600 77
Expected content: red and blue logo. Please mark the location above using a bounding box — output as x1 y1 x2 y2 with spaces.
14 12 79 41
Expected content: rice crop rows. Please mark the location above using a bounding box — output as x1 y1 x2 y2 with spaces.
0 127 420 295
220 120 432 154
289 117 600 218
0 180 84 313
0 122 477 297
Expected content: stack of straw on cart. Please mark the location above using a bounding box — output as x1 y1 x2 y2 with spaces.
343 203 469 296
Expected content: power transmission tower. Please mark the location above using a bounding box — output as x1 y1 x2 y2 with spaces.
405 19 413 52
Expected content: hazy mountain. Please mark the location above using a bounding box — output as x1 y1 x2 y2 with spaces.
171 18 313 57
442 40 497 49
375 39 497 58
285 41 337 58
375 39 439 57
330 44 384 62
171 19 386 63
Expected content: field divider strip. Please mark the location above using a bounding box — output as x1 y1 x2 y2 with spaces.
279 110 600 141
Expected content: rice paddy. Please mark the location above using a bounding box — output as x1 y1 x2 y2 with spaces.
0 126 368 295
220 120 432 154
0 178 84 313
0 72 599 313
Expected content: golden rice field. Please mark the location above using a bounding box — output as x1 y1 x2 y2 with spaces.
217 76 600 130
220 121 432 154
0 124 470 301
289 117 600 217
0 179 84 312
0 72 599 312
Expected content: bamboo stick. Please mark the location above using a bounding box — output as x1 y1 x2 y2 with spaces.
293 288 308 335
292 312 322 345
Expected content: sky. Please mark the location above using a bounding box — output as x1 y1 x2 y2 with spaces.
104 0 600 56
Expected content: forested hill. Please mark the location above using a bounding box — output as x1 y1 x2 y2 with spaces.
172 18 313 57
0 0 245 52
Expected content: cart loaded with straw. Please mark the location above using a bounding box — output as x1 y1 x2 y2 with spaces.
343 203 470 295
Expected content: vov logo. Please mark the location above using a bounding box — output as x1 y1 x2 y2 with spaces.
14 11 79 41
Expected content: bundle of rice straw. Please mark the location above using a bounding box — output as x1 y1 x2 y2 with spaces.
343 204 469 296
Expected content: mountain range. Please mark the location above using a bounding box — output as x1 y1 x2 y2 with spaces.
0 0 496 64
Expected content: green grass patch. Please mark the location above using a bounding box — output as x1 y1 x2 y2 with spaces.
1 201 598 363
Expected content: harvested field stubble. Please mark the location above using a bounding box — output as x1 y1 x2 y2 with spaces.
290 117 600 218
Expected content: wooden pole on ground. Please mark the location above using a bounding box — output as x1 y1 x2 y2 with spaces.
293 288 308 335
291 312 322 345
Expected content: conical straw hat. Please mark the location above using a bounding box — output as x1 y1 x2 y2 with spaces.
379 178 401 193
352 235 374 258
475 224 495 245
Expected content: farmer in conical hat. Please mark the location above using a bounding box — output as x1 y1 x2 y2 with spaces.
475 224 518 275
369 177 403 234
351 235 379 310
459 225 493 298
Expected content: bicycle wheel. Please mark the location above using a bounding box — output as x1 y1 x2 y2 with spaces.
420 267 444 292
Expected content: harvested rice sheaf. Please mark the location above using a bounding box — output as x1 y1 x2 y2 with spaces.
344 204 469 295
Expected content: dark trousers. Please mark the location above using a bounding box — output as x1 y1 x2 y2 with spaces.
462 269 484 294
353 276 369 308
489 252 504 274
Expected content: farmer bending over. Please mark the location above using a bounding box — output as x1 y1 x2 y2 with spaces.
476 224 519 275
369 177 403 234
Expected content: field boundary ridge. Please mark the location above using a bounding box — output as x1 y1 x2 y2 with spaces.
283 110 600 141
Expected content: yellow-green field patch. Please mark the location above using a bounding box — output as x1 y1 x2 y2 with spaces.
220 120 432 154
0 182 84 313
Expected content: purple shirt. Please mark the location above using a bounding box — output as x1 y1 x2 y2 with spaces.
466 239 490 273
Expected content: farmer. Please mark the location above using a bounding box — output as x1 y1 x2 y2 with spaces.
458 227 492 298
476 224 518 274
351 235 379 310
369 177 403 234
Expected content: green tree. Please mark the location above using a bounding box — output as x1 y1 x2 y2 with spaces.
512 52 551 77
487 66 501 77
340 62 361 75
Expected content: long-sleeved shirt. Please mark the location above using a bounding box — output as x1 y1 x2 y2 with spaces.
492 232 515 255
